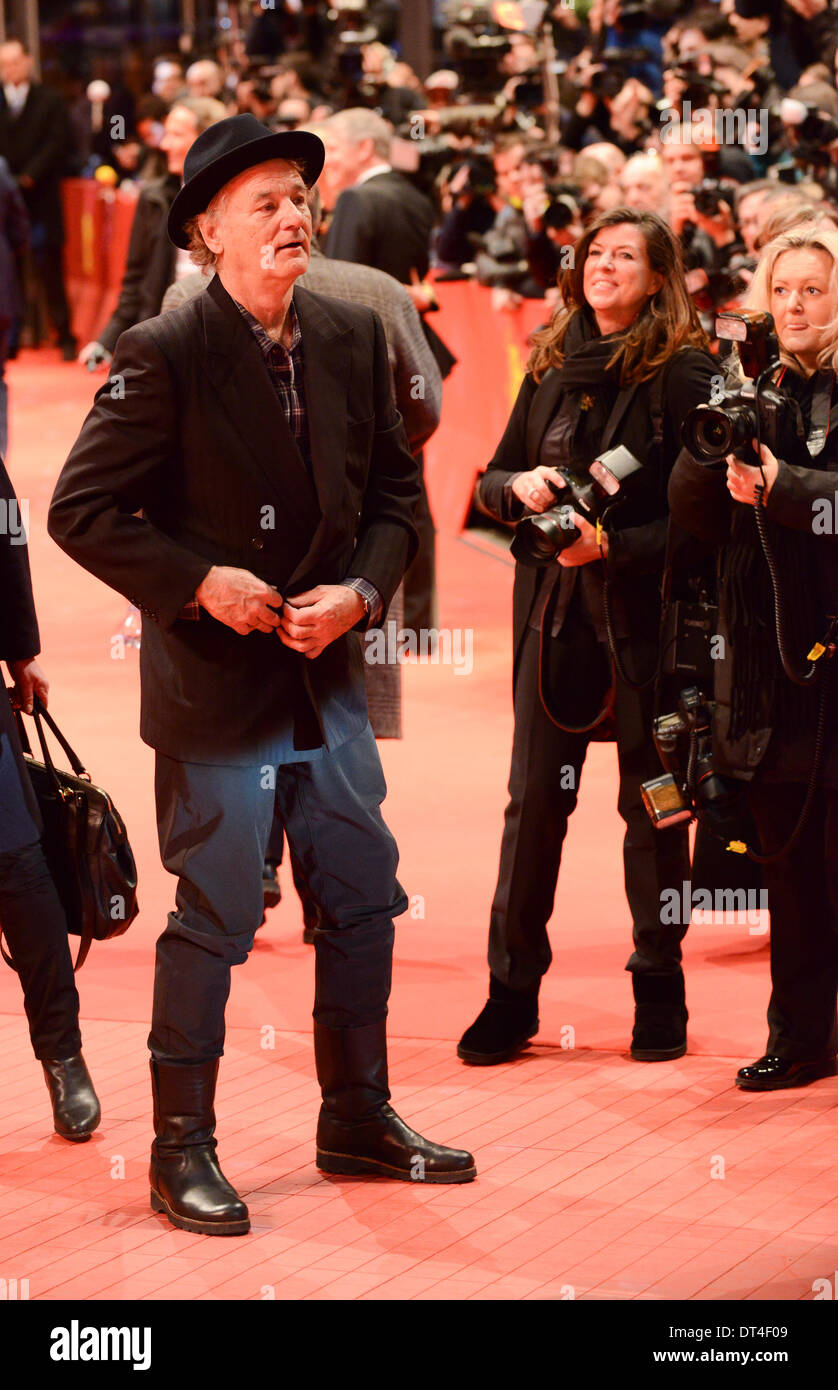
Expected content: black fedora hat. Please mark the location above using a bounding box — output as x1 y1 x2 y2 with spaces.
167 113 325 250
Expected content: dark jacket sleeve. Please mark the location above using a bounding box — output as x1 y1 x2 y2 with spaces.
0 456 39 663
47 324 213 628
607 348 718 576
344 309 421 609
668 445 732 549
97 190 158 354
763 453 838 536
325 187 375 267
20 88 70 187
389 287 442 454
477 372 539 522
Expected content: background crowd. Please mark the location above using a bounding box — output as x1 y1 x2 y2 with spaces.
5 1 838 365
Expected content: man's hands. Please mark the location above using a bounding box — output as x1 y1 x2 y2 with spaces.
194 568 365 656
8 657 49 714
669 181 736 245
196 565 283 635
278 585 365 660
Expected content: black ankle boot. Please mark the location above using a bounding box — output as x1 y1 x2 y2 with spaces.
42 1053 100 1142
631 972 688 1061
315 1021 476 1184
149 1059 250 1236
457 976 539 1065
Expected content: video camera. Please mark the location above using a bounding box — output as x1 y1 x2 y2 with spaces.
510 446 644 567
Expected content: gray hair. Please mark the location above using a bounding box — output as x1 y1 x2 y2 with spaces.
326 107 393 160
170 96 228 135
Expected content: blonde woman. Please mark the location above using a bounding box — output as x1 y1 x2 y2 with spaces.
670 227 838 1092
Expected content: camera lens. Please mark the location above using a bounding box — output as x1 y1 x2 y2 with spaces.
682 405 733 463
510 508 580 567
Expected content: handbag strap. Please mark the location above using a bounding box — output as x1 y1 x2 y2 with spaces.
31 695 88 777
5 695 95 974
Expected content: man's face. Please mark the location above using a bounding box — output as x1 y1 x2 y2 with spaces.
0 43 31 87
201 160 312 291
160 107 200 177
153 64 184 105
737 189 772 254
187 63 221 99
314 134 348 210
661 141 705 189
320 130 365 199
493 144 526 202
620 162 666 214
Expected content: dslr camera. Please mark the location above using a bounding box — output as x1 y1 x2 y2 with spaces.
511 445 643 567
690 178 737 219
680 309 785 465
641 687 740 832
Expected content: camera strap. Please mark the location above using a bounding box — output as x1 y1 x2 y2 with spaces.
806 371 833 458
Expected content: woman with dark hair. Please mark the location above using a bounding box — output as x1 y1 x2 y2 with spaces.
670 226 838 1092
0 455 100 1139
458 208 716 1065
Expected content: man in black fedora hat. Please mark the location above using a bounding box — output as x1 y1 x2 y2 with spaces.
48 114 475 1236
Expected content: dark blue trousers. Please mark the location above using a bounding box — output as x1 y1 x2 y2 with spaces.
149 724 406 1061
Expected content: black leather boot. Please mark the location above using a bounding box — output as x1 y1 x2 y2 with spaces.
315 1020 476 1184
149 1059 250 1236
736 1054 837 1091
457 975 539 1065
631 972 688 1061
261 860 282 913
42 1053 101 1142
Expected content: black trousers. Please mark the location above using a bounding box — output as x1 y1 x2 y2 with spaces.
0 719 80 1059
749 782 838 1059
488 619 691 994
29 238 73 345
149 725 406 1061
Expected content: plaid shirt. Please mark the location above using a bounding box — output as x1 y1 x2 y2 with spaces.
180 296 381 626
235 298 312 471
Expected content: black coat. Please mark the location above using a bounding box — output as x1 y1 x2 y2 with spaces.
0 155 28 322
0 85 71 244
325 171 434 285
48 274 420 764
98 174 179 354
669 373 838 784
479 346 716 682
0 456 41 828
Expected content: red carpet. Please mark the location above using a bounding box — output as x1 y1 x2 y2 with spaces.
0 348 835 1301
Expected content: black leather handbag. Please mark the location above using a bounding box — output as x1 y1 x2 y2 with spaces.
1 696 139 971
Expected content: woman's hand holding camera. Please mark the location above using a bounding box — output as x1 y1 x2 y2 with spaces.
512 466 566 512
557 511 609 566
725 444 779 505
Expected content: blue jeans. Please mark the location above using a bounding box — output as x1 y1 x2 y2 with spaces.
149 724 407 1060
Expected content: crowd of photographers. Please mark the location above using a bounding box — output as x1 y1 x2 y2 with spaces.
7 1 838 352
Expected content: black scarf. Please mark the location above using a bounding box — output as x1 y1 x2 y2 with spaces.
551 309 626 392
